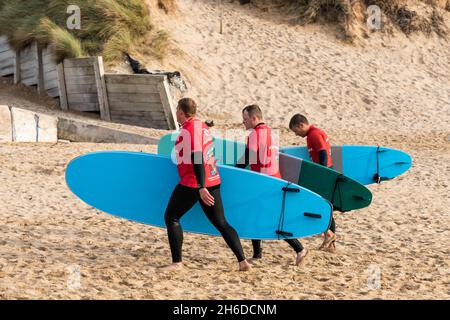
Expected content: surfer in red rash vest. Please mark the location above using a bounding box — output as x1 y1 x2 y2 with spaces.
161 98 251 272
236 105 308 266
289 114 336 252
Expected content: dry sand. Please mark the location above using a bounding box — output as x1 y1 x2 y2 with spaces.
0 0 449 299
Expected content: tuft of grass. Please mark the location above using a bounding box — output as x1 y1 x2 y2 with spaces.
289 0 448 40
0 0 170 64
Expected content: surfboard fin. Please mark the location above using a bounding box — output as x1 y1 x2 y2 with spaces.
304 212 322 219
353 195 369 201
282 187 300 193
373 173 392 184
276 230 293 237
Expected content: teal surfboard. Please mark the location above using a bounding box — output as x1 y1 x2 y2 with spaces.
66 151 333 240
280 146 412 185
158 133 372 212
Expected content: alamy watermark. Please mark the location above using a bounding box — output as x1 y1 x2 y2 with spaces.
367 264 382 290
67 5 81 30
367 5 382 31
171 126 281 176
67 264 82 291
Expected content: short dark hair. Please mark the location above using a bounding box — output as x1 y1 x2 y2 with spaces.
242 104 263 119
177 98 197 117
289 114 309 129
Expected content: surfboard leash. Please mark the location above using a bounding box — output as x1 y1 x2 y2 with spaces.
276 182 298 239
331 174 345 212
373 146 392 184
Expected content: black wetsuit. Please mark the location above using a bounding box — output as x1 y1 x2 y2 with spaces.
164 151 246 263
236 146 304 259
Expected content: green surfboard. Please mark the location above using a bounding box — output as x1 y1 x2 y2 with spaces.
158 133 372 212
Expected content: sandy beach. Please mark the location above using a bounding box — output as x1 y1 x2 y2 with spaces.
0 0 449 299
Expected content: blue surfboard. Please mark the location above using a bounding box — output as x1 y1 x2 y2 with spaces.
158 133 372 212
66 151 333 240
280 146 412 185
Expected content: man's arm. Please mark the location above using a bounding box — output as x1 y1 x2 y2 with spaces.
236 147 250 169
310 133 328 167
318 150 328 167
191 151 206 188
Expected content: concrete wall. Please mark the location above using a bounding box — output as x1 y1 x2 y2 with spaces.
0 104 158 145
0 105 12 142
57 118 158 144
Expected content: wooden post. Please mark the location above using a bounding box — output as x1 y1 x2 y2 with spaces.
57 61 69 110
37 44 45 95
158 76 179 130
93 56 111 121
219 0 223 34
14 51 20 85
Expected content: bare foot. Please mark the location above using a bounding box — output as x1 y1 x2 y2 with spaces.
248 257 262 265
318 232 336 250
324 241 337 253
295 249 308 266
159 262 183 272
239 260 252 271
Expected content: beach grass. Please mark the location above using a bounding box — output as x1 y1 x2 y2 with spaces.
0 0 169 63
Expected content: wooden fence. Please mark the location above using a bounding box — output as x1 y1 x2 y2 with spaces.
0 36 14 77
57 57 110 120
104 74 177 129
0 37 59 97
0 37 178 130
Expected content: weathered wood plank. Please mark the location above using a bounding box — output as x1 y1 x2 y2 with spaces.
108 101 166 113
0 66 14 76
66 102 99 112
110 110 168 121
93 56 111 121
43 70 58 82
43 63 57 73
109 112 169 129
14 51 20 84
0 50 14 61
105 74 165 85
44 79 59 90
0 56 14 66
64 66 95 77
37 45 45 94
43 50 56 60
57 62 68 110
20 59 38 71
107 92 162 104
19 50 37 61
46 87 60 98
43 56 56 66
67 93 99 104
0 36 9 44
106 83 160 94
66 83 98 94
21 77 38 86
20 69 38 80
64 58 97 68
158 78 178 130
62 75 96 85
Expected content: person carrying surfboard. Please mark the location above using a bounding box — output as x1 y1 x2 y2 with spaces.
236 105 308 266
161 98 252 272
288 114 337 252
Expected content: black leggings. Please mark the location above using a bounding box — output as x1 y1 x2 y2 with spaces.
164 184 246 263
251 238 304 259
